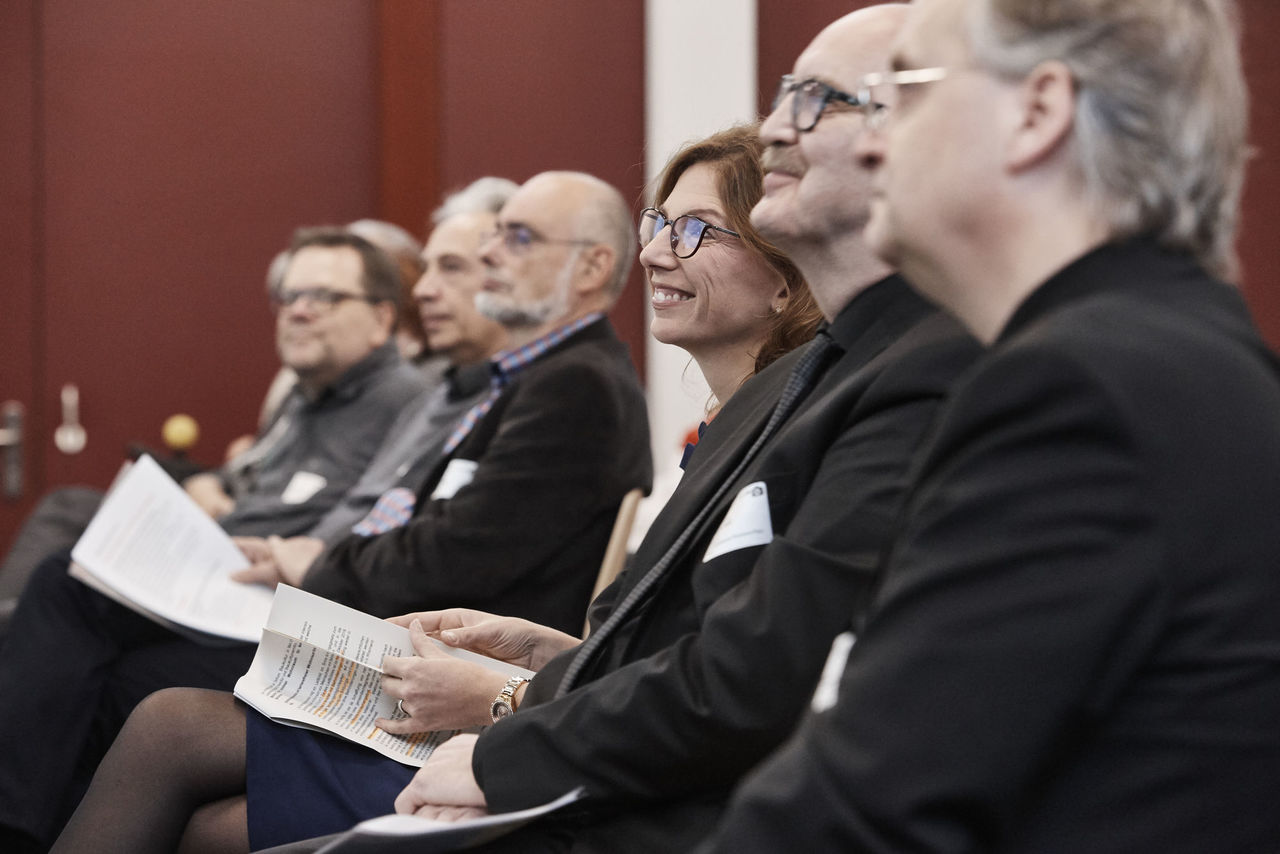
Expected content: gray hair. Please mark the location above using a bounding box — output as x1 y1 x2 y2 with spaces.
968 0 1248 280
264 249 291 294
347 219 423 263
432 177 519 223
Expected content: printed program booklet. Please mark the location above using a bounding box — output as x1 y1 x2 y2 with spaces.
314 788 586 853
234 584 535 767
68 454 271 645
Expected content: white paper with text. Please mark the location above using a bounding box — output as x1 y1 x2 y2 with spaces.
68 454 270 644
235 585 534 767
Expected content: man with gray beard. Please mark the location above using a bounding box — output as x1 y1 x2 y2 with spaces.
298 171 653 635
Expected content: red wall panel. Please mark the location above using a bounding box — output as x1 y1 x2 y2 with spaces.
37 0 381 493
436 0 648 375
1237 0 1280 348
376 0 442 239
374 0 648 376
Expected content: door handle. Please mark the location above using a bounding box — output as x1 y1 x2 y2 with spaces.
54 384 87 455
0 401 22 499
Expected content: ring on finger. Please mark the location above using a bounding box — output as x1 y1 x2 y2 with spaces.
396 698 407 717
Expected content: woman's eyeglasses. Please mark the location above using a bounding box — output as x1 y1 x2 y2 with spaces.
638 208 740 259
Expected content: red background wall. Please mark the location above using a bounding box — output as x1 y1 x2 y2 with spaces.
2 0 1278 557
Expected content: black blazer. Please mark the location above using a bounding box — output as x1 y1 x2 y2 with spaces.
303 319 652 636
708 241 1280 853
472 277 981 849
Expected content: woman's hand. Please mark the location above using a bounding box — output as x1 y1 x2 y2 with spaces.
388 608 581 671
376 620 504 733
394 734 486 816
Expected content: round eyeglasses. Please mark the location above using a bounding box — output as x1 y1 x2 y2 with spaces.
638 208 740 259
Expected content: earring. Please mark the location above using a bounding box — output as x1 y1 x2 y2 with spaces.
772 304 783 314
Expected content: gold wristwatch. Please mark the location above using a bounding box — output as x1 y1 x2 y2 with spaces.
490 675 530 722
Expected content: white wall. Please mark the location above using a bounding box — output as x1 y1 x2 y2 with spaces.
645 0 752 473
637 0 756 540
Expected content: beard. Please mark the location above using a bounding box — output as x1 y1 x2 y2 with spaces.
476 253 576 329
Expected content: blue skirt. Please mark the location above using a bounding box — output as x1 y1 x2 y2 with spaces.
245 712 417 850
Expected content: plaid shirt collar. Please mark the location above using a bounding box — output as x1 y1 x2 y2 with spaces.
489 311 605 382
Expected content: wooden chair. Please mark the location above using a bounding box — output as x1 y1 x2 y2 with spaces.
582 487 644 638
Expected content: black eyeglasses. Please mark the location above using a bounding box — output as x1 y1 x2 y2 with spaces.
638 208 740 259
772 74 883 132
484 223 597 255
270 287 375 312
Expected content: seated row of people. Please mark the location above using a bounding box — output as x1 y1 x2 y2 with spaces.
0 172 655 851
11 0 1280 850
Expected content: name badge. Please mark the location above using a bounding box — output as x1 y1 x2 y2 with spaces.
811 631 857 713
703 481 773 563
281 471 327 505
431 459 478 500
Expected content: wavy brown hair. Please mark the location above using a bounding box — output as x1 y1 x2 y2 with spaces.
652 122 821 375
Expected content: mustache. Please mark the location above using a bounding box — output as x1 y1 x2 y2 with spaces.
761 143 806 178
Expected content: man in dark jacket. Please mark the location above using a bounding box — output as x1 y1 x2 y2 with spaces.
706 1 1280 852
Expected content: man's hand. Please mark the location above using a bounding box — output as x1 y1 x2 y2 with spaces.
267 536 324 586
230 536 283 587
394 734 486 815
230 536 322 588
388 609 580 671
376 620 505 733
183 473 235 518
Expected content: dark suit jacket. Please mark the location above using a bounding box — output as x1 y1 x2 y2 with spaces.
707 241 1280 853
472 277 981 850
303 319 652 636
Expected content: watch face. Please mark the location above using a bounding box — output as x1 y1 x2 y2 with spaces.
491 700 514 721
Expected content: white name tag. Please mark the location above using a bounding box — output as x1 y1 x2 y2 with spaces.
702 481 774 563
811 631 857 713
430 459 478 500
281 471 327 505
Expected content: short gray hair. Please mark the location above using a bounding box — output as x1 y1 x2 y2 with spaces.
968 0 1248 280
264 250 290 294
432 177 519 223
347 219 423 264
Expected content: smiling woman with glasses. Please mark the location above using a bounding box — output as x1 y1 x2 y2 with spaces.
640 122 821 412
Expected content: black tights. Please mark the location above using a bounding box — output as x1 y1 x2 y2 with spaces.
51 688 250 854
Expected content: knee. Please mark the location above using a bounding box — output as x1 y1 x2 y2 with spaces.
121 688 222 758
129 688 218 732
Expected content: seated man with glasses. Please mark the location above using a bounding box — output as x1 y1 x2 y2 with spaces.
47 173 649 854
708 0 1280 851
0 226 433 853
0 226 432 611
